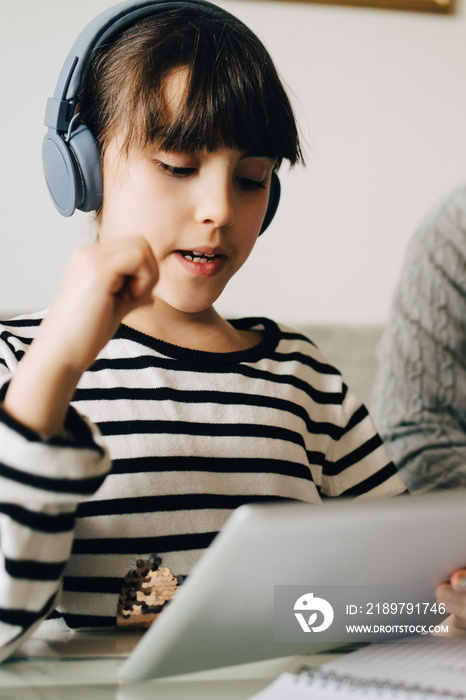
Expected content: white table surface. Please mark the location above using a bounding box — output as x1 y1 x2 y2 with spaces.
1 628 345 700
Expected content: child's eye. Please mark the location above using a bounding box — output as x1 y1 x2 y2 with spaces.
156 161 196 178
237 176 266 191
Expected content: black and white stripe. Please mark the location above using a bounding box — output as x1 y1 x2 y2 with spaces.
0 314 406 650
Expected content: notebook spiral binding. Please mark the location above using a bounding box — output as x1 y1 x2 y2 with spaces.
297 667 466 699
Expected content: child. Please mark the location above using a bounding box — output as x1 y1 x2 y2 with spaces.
0 0 407 661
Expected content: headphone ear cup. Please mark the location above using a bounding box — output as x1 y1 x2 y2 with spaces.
67 123 103 214
259 171 280 235
42 123 102 217
42 130 81 218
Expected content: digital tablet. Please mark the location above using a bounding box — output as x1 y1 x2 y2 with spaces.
120 491 466 682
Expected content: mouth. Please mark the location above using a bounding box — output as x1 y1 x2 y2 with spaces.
175 249 228 278
178 250 226 264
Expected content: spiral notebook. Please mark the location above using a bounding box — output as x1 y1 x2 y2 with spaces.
248 636 466 699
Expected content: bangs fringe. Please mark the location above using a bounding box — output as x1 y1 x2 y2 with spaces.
82 10 303 167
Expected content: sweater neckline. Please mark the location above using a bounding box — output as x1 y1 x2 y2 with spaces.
115 317 281 366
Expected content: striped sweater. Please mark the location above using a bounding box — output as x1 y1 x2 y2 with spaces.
0 313 406 659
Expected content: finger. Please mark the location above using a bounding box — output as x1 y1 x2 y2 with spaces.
115 256 158 315
451 569 466 588
125 259 158 301
454 617 466 631
104 240 157 293
436 583 466 617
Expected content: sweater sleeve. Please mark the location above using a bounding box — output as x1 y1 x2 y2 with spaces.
371 186 466 492
0 343 111 660
322 382 407 499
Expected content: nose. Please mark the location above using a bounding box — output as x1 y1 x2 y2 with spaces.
194 175 235 229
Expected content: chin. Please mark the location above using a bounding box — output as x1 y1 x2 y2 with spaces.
165 284 227 315
160 293 221 317
178 301 219 315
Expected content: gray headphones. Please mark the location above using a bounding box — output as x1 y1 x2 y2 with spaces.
42 0 280 233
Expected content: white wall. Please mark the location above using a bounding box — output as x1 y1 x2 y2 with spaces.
1 0 466 324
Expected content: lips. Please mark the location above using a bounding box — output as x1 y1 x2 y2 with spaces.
175 249 227 277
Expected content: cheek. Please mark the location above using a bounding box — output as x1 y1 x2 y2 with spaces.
100 172 137 239
234 226 261 271
237 195 269 247
100 178 170 242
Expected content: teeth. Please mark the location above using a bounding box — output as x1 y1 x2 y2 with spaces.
192 251 215 258
183 250 217 263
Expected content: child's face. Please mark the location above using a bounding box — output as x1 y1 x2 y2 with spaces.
98 68 276 317
99 142 275 317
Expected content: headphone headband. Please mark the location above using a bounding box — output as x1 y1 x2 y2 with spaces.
42 0 280 232
45 0 238 135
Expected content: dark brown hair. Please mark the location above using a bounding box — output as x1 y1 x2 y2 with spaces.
79 6 303 169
